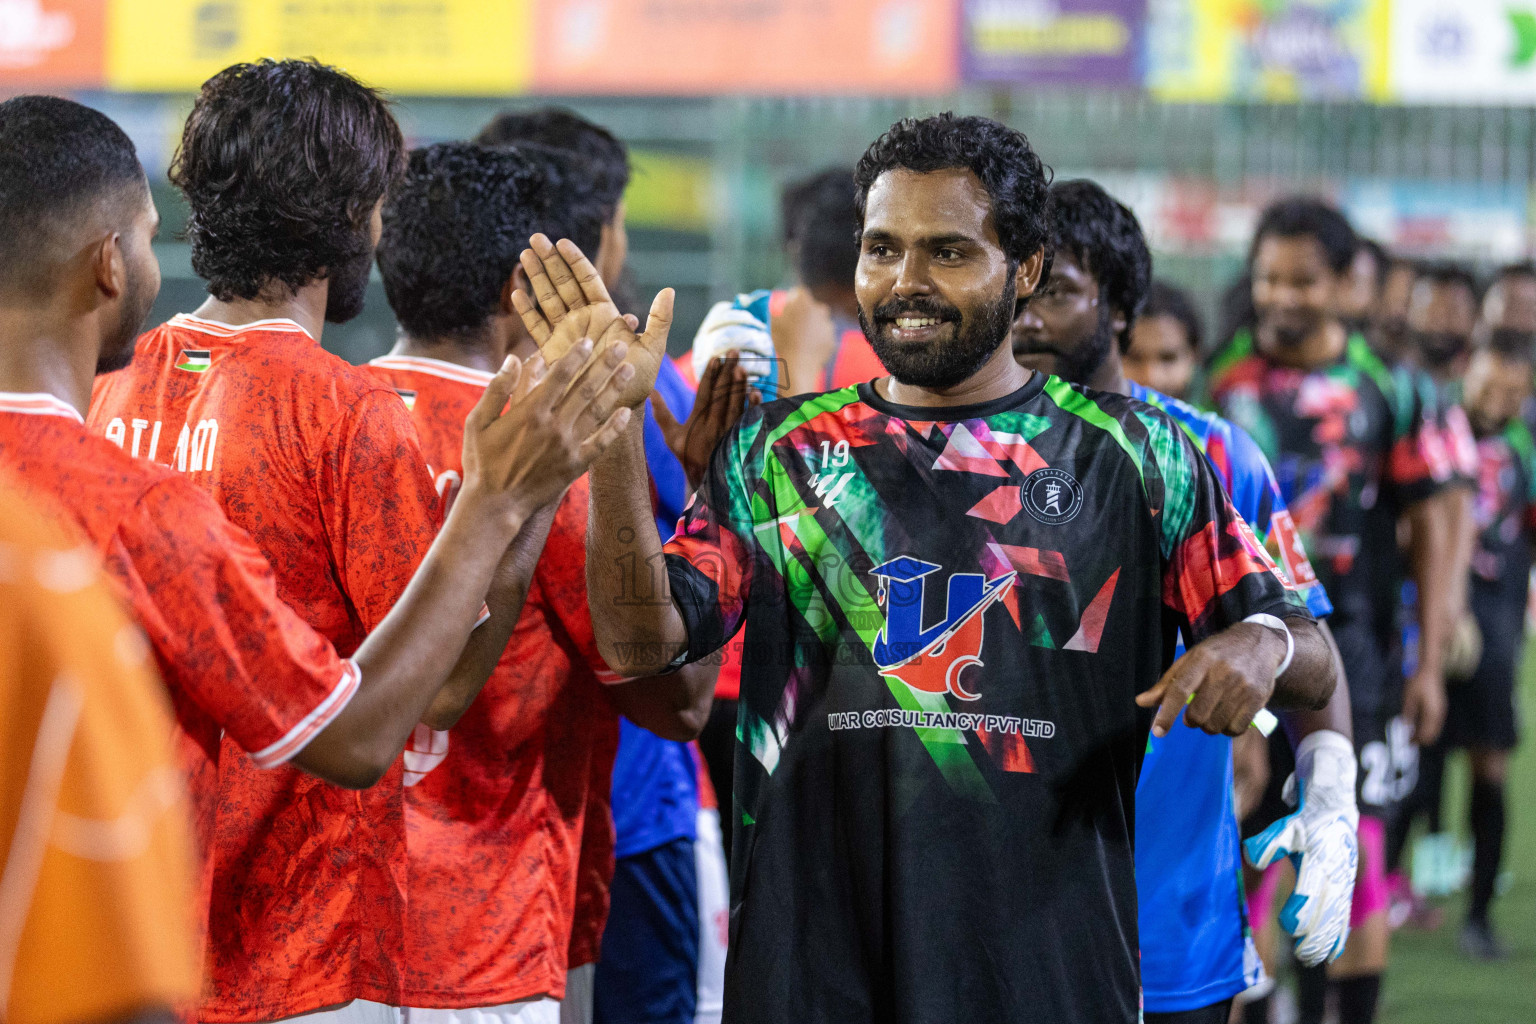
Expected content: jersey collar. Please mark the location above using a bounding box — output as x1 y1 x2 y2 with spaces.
169 312 315 341
368 355 495 386
0 392 84 423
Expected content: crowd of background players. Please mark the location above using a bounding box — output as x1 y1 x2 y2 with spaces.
1 55 1531 1024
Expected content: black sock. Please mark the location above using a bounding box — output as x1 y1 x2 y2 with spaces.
1469 778 1507 926
1336 973 1382 1024
1295 961 1329 1024
1241 994 1270 1024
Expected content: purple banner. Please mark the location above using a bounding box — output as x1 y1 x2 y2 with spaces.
960 0 1147 86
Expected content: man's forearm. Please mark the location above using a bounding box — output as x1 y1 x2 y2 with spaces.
610 662 720 742
588 418 690 676
305 497 524 786
1407 498 1453 677
1281 620 1353 741
421 502 560 730
1270 617 1338 711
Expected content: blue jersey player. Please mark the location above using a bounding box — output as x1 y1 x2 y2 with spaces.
1014 180 1360 1023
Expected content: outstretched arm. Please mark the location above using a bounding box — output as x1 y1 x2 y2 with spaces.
298 337 636 786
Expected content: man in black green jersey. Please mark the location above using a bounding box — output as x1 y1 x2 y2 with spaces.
1207 199 1464 1024
517 115 1337 1023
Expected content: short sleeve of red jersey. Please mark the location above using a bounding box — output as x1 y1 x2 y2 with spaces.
315 389 442 632
1385 366 1456 506
112 477 359 768
664 412 760 667
1147 410 1313 645
530 477 627 684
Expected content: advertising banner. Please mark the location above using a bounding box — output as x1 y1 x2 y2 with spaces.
1389 1 1536 103
0 0 106 88
532 0 958 95
107 0 532 94
961 0 1146 85
1148 0 1389 101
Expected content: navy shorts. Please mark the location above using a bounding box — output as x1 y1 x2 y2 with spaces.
594 837 699 1024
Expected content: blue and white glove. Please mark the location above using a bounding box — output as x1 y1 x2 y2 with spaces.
1243 729 1359 966
691 293 780 398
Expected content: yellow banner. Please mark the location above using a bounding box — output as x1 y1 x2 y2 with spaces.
107 0 532 94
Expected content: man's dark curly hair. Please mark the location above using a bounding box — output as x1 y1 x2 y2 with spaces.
1250 198 1357 275
0 96 146 296
1045 179 1151 350
511 141 607 257
170 58 405 301
378 143 546 342
853 113 1052 277
475 107 628 223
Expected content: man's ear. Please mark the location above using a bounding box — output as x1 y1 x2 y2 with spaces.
1016 248 1046 299
93 232 127 301
501 264 530 316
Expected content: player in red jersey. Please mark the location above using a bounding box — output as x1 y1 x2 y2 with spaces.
0 91 636 984
370 142 730 1024
78 63 629 1023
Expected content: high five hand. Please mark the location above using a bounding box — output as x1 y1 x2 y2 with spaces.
511 234 672 411
459 322 636 530
651 352 759 492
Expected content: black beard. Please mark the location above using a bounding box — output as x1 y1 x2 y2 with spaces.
860 282 1017 389
1020 302 1116 386
324 244 375 324
97 263 158 374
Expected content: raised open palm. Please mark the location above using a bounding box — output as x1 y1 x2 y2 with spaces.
511 234 671 412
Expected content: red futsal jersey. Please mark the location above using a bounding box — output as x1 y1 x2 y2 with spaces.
90 316 441 1020
367 355 622 1007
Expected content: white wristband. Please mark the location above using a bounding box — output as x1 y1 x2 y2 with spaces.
1243 612 1295 679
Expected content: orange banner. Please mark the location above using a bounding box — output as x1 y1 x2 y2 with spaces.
0 0 107 89
533 0 958 95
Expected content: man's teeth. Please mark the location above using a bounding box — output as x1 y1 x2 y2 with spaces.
895 317 942 328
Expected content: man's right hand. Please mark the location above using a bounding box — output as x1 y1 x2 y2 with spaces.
511 233 672 411
650 352 758 492
458 331 636 532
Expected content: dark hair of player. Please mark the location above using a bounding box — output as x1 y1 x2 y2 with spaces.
377 143 546 342
0 96 146 296
853 112 1053 276
1491 260 1536 286
1143 280 1205 356
1416 261 1481 304
794 169 859 291
1046 178 1151 349
475 107 629 223
170 58 405 302
781 167 851 253
1249 198 1357 275
504 141 607 257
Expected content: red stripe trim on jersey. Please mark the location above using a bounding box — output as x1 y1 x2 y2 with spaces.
368 355 495 387
168 313 314 340
248 660 362 768
0 393 84 423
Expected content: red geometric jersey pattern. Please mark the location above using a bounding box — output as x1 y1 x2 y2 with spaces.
367 357 621 1005
89 317 442 1020
0 404 355 921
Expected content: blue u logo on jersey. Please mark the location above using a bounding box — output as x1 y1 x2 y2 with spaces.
871 557 1015 701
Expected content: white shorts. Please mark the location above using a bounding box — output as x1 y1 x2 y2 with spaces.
246 998 561 1024
695 807 729 1024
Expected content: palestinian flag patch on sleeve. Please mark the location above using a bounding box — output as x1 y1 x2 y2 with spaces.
175 349 212 373
392 388 418 412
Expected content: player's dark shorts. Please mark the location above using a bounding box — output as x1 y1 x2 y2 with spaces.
1332 618 1418 818
594 836 699 1024
1443 589 1523 752
1145 999 1233 1024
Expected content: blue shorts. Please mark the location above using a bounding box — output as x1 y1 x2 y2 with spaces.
594 837 699 1024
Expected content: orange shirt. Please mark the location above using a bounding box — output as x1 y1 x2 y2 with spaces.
367 355 621 1007
0 396 357 915
0 481 199 1024
91 316 441 1020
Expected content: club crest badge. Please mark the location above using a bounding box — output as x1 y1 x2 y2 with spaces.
1021 467 1083 525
